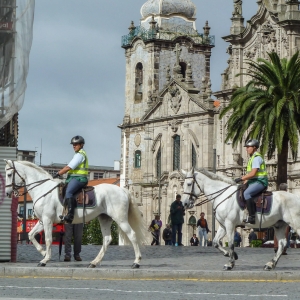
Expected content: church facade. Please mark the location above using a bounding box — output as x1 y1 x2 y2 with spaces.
119 0 300 246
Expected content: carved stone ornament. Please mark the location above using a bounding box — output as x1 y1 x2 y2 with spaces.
167 86 182 114
134 134 141 147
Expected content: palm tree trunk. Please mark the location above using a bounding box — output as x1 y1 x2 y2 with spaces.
276 135 289 189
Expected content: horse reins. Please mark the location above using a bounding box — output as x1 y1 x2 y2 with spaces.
184 173 242 213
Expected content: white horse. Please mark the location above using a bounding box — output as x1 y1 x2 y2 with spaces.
181 168 300 271
4 160 146 268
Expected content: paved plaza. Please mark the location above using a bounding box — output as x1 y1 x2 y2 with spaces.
0 244 300 281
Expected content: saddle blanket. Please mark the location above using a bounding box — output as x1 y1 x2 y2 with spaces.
59 189 96 209
237 191 273 215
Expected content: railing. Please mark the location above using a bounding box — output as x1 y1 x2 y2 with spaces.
121 25 215 47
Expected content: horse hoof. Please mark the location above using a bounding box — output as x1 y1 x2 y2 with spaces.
87 264 96 268
233 251 238 260
37 263 46 267
131 263 140 269
264 265 272 271
223 265 232 271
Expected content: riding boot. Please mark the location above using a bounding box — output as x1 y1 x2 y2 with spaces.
243 199 256 224
59 197 76 224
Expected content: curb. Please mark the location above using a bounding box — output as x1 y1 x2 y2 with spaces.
1 267 300 281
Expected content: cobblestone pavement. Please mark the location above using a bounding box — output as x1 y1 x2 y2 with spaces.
3 244 300 271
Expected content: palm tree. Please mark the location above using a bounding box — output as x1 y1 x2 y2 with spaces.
220 51 300 188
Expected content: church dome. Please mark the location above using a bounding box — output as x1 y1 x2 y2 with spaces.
141 0 196 19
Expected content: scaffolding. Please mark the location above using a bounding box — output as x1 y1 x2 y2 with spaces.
0 0 34 146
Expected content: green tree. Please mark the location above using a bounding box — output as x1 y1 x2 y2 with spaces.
220 52 300 187
82 219 119 245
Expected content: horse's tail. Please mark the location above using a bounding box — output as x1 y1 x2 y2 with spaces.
119 188 148 246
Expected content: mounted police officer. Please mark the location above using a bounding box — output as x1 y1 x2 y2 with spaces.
234 139 268 224
53 135 89 223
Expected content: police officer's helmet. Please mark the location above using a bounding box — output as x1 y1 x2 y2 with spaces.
244 139 259 148
70 135 85 145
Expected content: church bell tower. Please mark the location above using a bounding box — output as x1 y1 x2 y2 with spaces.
119 0 215 245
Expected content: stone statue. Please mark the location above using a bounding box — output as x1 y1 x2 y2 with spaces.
233 0 242 16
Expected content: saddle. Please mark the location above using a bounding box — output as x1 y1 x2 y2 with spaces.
59 183 95 207
237 184 273 214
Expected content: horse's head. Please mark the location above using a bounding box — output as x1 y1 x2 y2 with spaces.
181 167 202 210
4 160 25 197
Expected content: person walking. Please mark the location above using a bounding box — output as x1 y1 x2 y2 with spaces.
196 212 210 247
53 135 89 224
162 224 172 245
170 194 185 246
234 139 268 224
234 229 242 247
149 215 162 245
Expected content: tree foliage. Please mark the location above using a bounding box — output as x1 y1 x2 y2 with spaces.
220 51 300 187
82 218 119 245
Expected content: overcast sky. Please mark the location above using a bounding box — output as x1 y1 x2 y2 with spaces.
18 0 258 167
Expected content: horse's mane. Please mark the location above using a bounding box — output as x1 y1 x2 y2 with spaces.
196 168 235 185
17 161 52 178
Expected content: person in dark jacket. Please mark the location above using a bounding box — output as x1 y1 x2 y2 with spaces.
190 234 199 246
197 212 210 247
170 194 185 246
248 229 257 245
162 224 172 245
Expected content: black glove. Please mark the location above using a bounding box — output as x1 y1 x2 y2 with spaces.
234 178 243 183
53 171 60 179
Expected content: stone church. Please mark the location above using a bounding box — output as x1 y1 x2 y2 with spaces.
119 0 300 246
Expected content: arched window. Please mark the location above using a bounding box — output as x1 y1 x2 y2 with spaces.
192 144 197 168
179 62 187 78
156 147 161 179
173 135 180 171
135 150 141 168
135 63 143 102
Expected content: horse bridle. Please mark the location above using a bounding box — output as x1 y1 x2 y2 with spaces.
183 174 203 202
5 161 52 197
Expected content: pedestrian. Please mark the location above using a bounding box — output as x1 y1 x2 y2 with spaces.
149 215 162 245
248 229 257 245
234 229 241 247
196 212 210 247
162 224 172 245
170 194 185 246
64 223 83 261
190 234 199 246
53 135 89 224
234 139 268 224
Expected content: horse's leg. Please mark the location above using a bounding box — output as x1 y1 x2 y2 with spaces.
117 220 141 269
213 226 229 256
264 222 287 271
37 217 53 267
223 222 236 271
28 221 46 257
88 214 112 268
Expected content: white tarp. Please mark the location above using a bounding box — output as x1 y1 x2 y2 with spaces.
0 0 35 128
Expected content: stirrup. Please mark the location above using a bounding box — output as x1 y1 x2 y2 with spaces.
243 216 255 224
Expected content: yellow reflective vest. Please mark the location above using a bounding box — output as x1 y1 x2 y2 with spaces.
247 152 268 187
68 149 89 177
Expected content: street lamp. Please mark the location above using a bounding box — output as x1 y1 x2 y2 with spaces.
144 136 162 218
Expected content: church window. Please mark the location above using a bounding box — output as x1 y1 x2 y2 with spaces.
156 147 161 179
173 135 180 170
179 62 187 78
135 63 143 102
192 144 197 168
135 150 141 168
